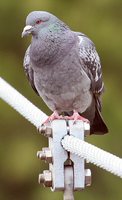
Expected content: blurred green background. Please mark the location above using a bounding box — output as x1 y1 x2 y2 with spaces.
0 0 122 199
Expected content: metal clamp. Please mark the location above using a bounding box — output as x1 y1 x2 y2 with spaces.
38 120 91 198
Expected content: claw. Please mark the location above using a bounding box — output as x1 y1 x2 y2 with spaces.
38 110 63 134
43 110 63 124
38 110 89 134
64 110 89 124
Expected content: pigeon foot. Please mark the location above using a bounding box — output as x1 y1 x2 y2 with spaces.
43 110 63 124
64 110 89 123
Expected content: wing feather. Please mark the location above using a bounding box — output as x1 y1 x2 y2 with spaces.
77 33 104 96
23 45 39 95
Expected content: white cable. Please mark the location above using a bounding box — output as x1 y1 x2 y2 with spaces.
0 77 122 178
0 77 48 128
62 135 122 178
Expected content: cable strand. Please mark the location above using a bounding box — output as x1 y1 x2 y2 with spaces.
62 135 122 178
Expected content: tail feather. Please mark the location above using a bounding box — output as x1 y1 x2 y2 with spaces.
90 101 108 134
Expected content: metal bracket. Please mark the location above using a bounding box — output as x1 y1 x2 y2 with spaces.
49 120 68 191
68 120 85 190
38 120 91 198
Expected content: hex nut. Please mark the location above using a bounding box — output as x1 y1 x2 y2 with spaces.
38 125 46 134
84 122 90 136
45 148 53 163
85 169 91 186
46 126 52 137
39 170 52 187
37 148 52 163
38 125 52 137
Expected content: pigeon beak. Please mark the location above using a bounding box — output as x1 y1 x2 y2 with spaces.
21 25 33 37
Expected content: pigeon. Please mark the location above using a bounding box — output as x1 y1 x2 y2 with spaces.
22 11 108 134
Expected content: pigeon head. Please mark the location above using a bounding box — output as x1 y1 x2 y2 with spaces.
22 11 58 37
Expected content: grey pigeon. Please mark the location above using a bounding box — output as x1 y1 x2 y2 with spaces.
22 11 108 134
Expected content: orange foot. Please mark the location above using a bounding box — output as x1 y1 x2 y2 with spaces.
64 110 89 123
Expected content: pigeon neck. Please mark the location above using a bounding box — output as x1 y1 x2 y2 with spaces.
48 21 70 32
30 26 77 68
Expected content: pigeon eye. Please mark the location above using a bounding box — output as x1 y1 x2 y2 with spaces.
36 20 42 25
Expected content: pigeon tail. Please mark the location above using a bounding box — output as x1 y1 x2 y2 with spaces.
90 103 108 134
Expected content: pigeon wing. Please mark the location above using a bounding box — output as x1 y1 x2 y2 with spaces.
76 33 108 134
76 32 104 110
23 45 39 95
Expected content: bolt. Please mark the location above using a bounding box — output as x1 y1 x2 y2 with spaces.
38 125 52 137
37 150 46 160
38 170 52 187
37 148 53 163
85 169 91 186
39 173 45 184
